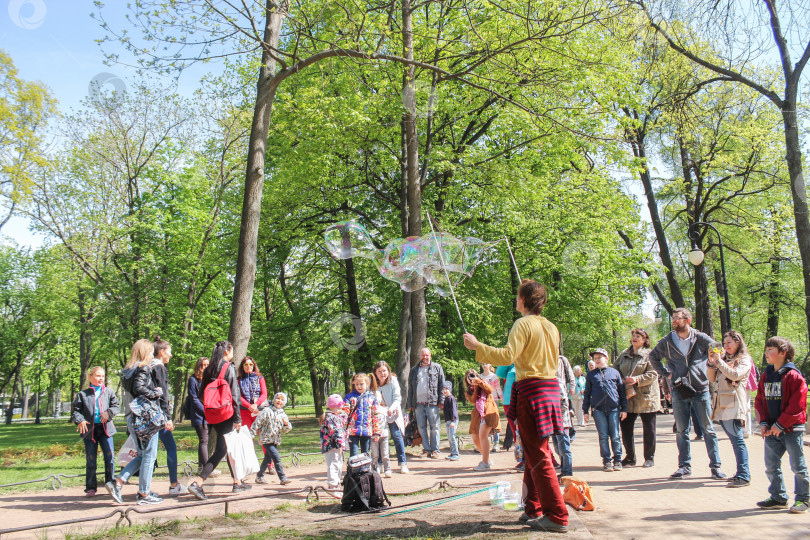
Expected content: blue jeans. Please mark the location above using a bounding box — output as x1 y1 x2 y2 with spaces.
764 430 809 503
553 430 572 476
671 389 721 470
118 418 160 495
446 421 459 457
592 409 621 464
415 404 440 454
348 435 371 457
691 406 703 438
158 428 178 484
259 443 287 480
83 424 115 492
719 419 749 482
388 422 407 464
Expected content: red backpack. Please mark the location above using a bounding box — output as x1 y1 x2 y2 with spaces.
203 362 234 424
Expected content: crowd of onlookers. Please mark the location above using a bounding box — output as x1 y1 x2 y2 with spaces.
72 291 808 533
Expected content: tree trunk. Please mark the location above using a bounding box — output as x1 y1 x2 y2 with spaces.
626 123 686 309
278 261 323 416
693 262 714 336
396 290 412 406
5 367 20 424
344 253 372 370
22 382 30 419
78 284 92 390
395 112 412 406
713 268 729 335
765 222 782 347
402 0 427 375
228 2 287 362
174 280 197 421
780 106 810 344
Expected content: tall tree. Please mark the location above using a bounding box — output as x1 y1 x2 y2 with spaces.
633 0 810 346
0 50 54 230
100 0 624 366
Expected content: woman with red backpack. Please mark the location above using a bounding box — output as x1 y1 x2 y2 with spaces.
187 340 248 500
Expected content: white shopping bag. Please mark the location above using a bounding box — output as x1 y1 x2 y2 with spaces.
224 426 260 481
238 426 260 476
117 434 139 468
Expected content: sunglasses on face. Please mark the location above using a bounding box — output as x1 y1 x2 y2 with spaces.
244 363 254 367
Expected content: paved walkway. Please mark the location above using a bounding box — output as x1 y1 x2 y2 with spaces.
573 415 808 539
0 415 807 538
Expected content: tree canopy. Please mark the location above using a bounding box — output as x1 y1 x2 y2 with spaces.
2 1 808 421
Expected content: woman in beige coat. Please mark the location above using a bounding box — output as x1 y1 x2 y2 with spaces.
613 329 660 468
708 330 752 488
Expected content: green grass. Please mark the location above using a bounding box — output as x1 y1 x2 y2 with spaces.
63 519 182 539
0 412 327 494
0 404 479 494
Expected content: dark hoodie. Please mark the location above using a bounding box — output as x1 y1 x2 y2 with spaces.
647 327 714 393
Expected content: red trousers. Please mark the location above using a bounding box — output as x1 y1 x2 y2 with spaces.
516 393 569 526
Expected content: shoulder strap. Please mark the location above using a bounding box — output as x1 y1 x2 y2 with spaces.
346 394 362 424
217 362 231 380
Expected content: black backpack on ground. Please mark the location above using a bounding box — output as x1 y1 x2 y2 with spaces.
340 453 391 513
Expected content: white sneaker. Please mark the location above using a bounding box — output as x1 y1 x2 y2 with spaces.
384 470 392 478
168 483 188 495
400 463 409 474
473 461 491 471
210 469 222 477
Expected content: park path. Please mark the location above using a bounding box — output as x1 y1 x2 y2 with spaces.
0 415 807 539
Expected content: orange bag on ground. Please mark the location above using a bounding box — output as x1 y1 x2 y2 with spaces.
561 477 595 511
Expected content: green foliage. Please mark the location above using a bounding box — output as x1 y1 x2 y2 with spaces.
3 0 809 419
0 49 55 229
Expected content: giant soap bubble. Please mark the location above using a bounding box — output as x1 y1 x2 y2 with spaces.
325 221 495 297
324 221 381 262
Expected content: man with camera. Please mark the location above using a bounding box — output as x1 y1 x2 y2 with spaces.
648 307 726 481
408 348 445 458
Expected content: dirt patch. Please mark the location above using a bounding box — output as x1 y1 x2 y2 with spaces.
153 492 577 540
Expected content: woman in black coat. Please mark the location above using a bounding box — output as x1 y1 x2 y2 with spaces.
187 356 209 472
187 340 246 500
105 339 165 506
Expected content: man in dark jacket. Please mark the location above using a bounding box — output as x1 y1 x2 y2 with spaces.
648 307 726 480
408 348 445 458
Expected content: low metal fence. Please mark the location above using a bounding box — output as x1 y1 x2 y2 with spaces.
0 479 481 538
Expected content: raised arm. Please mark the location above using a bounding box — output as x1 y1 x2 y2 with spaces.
474 320 528 367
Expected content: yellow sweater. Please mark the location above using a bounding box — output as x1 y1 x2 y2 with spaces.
476 315 560 381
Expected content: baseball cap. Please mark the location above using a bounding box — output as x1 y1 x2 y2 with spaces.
591 348 609 358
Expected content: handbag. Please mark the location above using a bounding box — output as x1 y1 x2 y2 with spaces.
238 425 260 476
562 477 595 511
224 425 260 481
672 376 697 399
128 395 166 445
622 357 645 399
117 434 139 468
